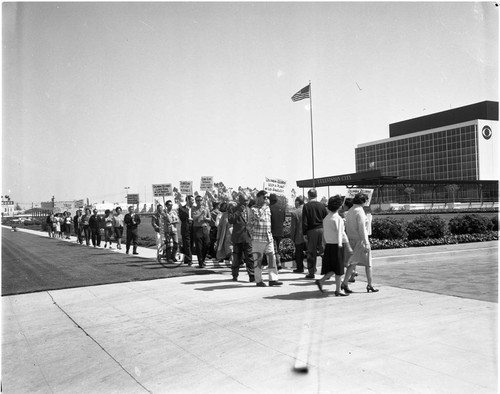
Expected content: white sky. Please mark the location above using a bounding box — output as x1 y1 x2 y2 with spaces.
3 2 498 207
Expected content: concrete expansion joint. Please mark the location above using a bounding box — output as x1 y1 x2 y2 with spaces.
12 308 54 392
46 291 153 394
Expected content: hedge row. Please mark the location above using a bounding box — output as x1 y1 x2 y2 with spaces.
277 213 498 260
370 214 498 240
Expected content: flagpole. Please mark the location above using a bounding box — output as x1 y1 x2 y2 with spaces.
309 81 315 187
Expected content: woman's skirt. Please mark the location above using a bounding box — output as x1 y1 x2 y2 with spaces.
347 239 372 267
321 243 344 276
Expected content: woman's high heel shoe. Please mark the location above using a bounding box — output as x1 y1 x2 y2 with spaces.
341 283 353 294
366 285 379 293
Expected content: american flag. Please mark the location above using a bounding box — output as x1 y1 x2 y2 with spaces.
291 85 310 102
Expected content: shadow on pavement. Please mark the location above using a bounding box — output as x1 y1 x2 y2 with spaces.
193 284 252 291
264 290 330 300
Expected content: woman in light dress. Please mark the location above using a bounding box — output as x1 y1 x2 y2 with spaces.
341 193 379 293
113 207 125 250
215 202 233 263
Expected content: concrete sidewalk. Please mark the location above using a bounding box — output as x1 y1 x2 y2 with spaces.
2 228 498 393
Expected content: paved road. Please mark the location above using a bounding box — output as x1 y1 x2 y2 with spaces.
362 242 498 302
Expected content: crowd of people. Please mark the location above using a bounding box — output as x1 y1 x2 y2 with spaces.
46 206 140 254
45 188 378 293
150 188 378 292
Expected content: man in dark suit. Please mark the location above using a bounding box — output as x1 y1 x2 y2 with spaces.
302 189 328 279
290 196 306 273
227 193 254 282
178 195 195 266
124 206 141 255
89 208 103 247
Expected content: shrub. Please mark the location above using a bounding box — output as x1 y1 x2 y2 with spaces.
278 238 295 262
490 216 498 232
369 238 408 249
448 214 491 235
283 216 292 239
406 215 447 240
370 231 498 250
371 217 407 240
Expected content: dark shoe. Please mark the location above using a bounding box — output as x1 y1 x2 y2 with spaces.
293 269 304 273
133 252 139 255
269 281 283 286
249 275 255 283
256 282 267 287
277 265 282 271
348 278 356 283
198 264 206 268
126 250 129 254
232 276 238 282
335 291 349 297
367 285 379 293
341 283 353 294
305 274 315 279
315 280 324 293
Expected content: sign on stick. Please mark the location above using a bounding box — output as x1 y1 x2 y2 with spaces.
179 181 193 195
127 194 139 205
264 177 287 195
344 188 374 205
200 176 214 192
152 184 173 197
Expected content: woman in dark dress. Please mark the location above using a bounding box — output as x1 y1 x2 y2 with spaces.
315 196 352 296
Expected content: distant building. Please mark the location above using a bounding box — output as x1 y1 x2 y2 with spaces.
355 101 498 203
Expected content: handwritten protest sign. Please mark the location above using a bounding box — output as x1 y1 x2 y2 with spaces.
179 181 193 195
127 194 139 204
200 176 214 191
344 188 374 205
152 184 173 197
264 177 287 195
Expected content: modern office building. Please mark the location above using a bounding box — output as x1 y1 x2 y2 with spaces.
354 101 498 203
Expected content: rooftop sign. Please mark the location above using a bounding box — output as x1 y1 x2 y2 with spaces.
296 170 382 188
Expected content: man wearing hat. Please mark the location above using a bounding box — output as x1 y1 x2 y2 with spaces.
250 190 283 287
227 193 255 282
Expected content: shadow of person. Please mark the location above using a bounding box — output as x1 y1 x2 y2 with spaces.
182 278 231 285
193 284 253 291
264 290 330 301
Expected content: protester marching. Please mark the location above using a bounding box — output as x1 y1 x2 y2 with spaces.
43 186 377 294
